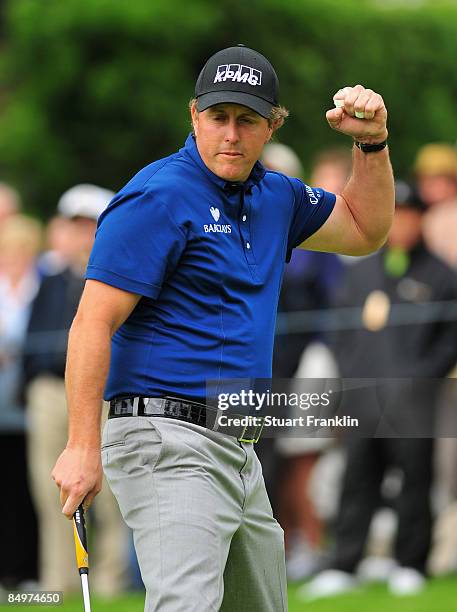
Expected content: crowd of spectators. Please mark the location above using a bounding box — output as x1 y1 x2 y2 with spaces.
1 140 457 600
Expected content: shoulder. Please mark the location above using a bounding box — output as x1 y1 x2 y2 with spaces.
119 150 195 202
259 171 306 217
262 168 299 195
263 170 333 209
99 153 196 224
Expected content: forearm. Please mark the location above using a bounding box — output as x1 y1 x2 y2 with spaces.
65 314 112 450
52 280 139 516
341 144 395 251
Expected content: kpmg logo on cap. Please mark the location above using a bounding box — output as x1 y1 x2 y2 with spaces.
214 64 262 86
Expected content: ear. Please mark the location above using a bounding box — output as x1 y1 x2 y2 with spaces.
265 118 281 143
265 125 274 144
190 101 199 132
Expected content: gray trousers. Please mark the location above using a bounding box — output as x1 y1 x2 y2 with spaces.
102 416 287 612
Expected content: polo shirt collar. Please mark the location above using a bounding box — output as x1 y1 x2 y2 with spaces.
181 133 266 192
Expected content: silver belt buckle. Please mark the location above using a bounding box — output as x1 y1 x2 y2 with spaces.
145 397 166 415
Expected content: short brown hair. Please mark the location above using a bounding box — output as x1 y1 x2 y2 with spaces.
188 98 289 131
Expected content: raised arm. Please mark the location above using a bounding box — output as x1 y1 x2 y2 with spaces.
51 279 141 518
300 85 394 255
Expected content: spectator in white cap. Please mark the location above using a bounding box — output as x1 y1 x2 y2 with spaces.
57 183 114 220
39 183 114 276
55 184 113 274
38 184 113 278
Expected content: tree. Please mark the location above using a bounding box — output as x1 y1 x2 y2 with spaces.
0 0 456 216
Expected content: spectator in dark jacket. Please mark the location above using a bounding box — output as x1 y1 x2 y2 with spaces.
261 145 349 580
302 180 457 599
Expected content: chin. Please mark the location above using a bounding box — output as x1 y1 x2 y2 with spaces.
223 173 244 182
218 166 247 182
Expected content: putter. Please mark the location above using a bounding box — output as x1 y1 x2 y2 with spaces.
73 504 92 612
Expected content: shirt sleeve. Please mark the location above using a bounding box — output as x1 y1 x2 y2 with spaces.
285 178 336 262
86 189 187 298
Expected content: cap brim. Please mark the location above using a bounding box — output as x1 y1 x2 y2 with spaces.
196 91 273 119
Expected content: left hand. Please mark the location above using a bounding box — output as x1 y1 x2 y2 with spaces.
51 445 103 519
326 84 388 145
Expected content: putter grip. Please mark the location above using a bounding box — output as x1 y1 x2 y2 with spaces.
73 504 89 575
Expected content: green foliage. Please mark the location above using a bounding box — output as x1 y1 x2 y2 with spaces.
0 0 456 216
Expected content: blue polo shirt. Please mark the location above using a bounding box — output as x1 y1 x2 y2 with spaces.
86 134 335 400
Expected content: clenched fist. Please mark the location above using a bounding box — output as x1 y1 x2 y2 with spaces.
326 84 388 145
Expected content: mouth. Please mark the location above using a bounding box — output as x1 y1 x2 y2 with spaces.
218 152 243 158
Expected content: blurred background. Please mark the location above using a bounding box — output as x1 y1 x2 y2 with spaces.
1 0 457 609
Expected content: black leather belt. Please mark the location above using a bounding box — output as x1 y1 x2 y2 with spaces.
108 396 264 443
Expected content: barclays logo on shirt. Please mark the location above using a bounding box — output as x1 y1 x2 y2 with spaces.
210 206 220 222
204 224 232 233
205 207 232 233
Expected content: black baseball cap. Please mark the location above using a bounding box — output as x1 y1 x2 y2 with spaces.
195 45 280 119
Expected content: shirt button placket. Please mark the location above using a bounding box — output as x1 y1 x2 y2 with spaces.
239 191 255 263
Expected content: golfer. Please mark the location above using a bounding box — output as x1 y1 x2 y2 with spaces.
52 45 394 611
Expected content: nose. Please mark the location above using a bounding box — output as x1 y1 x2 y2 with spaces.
224 118 240 144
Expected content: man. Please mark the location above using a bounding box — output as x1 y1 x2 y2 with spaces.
414 143 457 268
261 144 348 580
302 180 457 599
411 143 457 578
52 45 393 611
